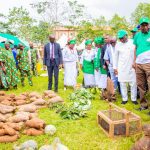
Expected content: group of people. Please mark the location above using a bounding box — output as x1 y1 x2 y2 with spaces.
0 42 39 89
44 17 150 115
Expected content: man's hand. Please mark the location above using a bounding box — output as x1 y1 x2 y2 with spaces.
59 64 63 69
80 64 82 70
95 68 99 72
114 69 118 75
132 62 136 70
103 65 106 70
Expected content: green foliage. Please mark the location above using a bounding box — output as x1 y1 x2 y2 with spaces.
109 14 130 35
7 6 35 38
76 21 96 42
131 3 150 25
59 106 87 120
30 21 51 44
56 88 94 120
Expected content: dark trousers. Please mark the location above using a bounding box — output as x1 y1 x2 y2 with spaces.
47 59 59 92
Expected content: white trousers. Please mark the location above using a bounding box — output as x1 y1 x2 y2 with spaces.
120 82 137 102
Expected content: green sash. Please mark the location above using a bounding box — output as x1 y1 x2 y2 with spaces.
94 48 107 75
82 59 94 74
94 48 100 69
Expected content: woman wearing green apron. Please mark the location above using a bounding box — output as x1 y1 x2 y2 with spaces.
80 39 95 87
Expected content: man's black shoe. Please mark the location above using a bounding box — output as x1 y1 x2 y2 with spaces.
137 106 148 111
132 101 138 105
121 101 128 105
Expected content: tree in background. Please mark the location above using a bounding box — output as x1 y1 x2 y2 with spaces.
30 21 51 44
66 0 86 26
109 14 130 35
31 0 67 26
7 7 35 38
31 0 87 26
131 3 150 25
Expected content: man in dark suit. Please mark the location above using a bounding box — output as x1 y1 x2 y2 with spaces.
43 34 63 92
101 35 111 76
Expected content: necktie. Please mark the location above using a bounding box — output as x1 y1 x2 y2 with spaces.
51 43 54 60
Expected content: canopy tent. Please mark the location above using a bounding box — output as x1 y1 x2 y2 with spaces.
0 33 29 49
57 34 68 49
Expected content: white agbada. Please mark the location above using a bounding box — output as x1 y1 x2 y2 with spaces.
80 49 95 87
63 46 78 86
113 39 136 82
114 39 137 101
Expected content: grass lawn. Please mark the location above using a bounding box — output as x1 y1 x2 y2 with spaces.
0 69 149 150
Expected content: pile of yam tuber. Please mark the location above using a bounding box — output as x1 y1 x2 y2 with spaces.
0 90 63 142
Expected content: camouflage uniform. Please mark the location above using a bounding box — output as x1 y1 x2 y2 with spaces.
17 48 33 86
1 49 19 88
0 49 8 89
31 48 38 76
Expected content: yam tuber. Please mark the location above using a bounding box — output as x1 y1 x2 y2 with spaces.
47 96 64 104
0 91 6 96
32 99 46 105
24 128 44 136
0 135 19 143
3 125 17 136
0 104 15 114
18 104 37 113
25 118 45 129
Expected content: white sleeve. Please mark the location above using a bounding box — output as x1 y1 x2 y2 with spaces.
80 51 84 65
75 50 79 62
113 44 119 70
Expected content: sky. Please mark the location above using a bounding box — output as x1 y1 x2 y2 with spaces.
0 0 149 21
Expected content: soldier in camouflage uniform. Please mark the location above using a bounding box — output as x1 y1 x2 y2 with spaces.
17 44 33 86
0 48 8 89
1 42 19 89
30 43 38 76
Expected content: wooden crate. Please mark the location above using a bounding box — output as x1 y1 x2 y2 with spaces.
97 103 142 138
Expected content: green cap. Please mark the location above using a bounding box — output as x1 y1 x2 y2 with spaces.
139 17 150 25
85 39 92 45
94 37 104 45
69 39 76 45
117 30 128 39
131 27 138 32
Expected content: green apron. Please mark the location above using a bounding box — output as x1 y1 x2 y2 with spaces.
82 59 94 74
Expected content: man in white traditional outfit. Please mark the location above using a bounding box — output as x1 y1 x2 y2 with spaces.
80 39 95 88
114 30 138 105
62 39 78 90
